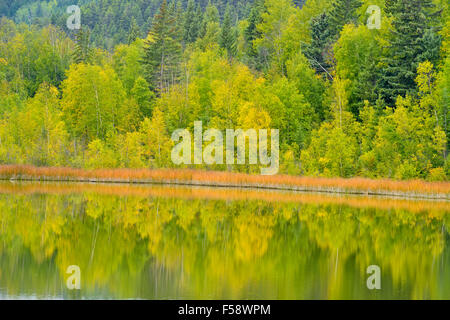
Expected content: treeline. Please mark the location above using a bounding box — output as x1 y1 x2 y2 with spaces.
0 0 449 181
0 0 258 49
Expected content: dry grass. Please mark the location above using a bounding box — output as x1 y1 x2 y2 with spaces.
0 182 448 214
0 165 449 198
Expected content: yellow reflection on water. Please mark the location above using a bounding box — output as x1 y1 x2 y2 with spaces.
0 182 448 300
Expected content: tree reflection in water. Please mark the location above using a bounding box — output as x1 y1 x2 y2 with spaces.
0 183 448 299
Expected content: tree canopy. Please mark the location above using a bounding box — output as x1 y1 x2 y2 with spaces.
0 0 448 180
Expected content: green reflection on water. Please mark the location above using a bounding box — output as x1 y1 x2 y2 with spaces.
0 187 448 300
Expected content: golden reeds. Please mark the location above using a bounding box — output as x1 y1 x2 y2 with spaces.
0 165 448 199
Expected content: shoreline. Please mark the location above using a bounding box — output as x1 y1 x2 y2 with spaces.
1 182 449 214
0 165 448 200
2 176 449 200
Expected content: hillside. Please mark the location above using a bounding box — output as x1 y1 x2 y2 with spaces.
0 0 448 182
0 0 269 48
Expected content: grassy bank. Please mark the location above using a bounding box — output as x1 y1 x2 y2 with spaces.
0 165 449 199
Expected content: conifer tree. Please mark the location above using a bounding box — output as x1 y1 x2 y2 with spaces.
293 0 307 8
183 0 198 44
73 28 93 64
199 1 220 38
219 5 237 59
244 0 263 62
128 17 141 45
379 0 441 105
304 12 333 78
194 4 204 41
197 1 221 48
142 0 182 94
327 0 362 39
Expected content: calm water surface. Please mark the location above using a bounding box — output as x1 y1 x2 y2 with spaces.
0 183 448 300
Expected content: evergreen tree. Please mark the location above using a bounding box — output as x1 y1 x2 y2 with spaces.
171 1 184 55
327 0 362 39
384 0 398 16
379 0 441 105
303 12 333 78
220 5 237 59
142 0 182 94
417 28 442 65
183 0 198 44
128 17 141 45
293 0 307 8
73 28 93 64
197 1 221 48
199 1 220 38
194 4 204 41
244 0 263 63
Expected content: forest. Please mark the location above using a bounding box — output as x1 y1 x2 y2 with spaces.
0 0 449 181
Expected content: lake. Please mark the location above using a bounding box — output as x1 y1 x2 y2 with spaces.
0 182 448 300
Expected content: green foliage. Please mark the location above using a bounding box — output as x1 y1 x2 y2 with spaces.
303 12 333 77
327 0 363 39
86 138 119 169
219 5 237 59
435 56 450 153
142 0 182 93
183 0 201 44
140 107 173 167
0 0 448 181
243 0 263 66
370 96 446 179
334 24 383 116
73 28 93 64
131 77 155 117
112 39 145 92
0 1 254 50
197 2 221 49
0 19 73 96
254 0 299 76
0 83 71 166
61 63 139 141
286 51 327 122
302 92 447 179
379 0 441 105
127 17 141 45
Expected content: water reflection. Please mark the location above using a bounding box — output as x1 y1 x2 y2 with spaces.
0 183 448 300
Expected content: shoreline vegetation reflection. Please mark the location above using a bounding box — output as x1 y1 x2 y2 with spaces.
1 165 449 199
0 182 448 300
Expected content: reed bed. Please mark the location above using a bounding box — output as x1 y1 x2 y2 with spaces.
0 182 448 214
0 165 449 199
